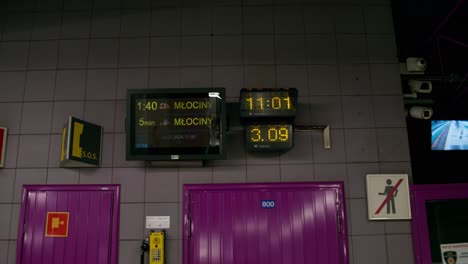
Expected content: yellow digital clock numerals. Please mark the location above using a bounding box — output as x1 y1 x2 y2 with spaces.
244 96 291 110
136 100 158 111
250 126 289 143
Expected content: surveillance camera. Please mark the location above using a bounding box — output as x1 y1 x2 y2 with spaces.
406 57 427 72
409 106 433 119
408 79 432 94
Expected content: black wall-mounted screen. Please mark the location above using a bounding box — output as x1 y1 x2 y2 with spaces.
431 120 468 150
126 88 226 161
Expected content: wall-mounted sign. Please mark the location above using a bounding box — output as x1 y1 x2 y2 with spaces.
441 243 468 264
0 127 7 168
366 174 412 220
61 116 103 167
146 216 170 229
45 212 69 237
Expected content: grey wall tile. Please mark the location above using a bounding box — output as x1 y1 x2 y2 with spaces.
247 151 279 165
364 5 394 34
276 65 308 96
20 102 53 134
244 35 275 65
370 64 401 95
47 134 61 168
101 134 114 167
308 65 339 95
4 135 19 168
151 8 180 36
346 163 379 198
54 70 86 100
24 71 56 101
353 235 387 264
8 204 19 240
51 101 84 133
17 135 50 168
36 0 63 11
85 69 117 100
280 131 313 164
83 100 115 132
119 241 141 264
0 71 26 102
295 97 312 124
179 167 213 200
58 39 89 69
379 162 412 177
88 38 119 69
309 96 343 128
213 35 243 66
60 11 91 38
146 168 179 202
334 6 364 34
385 221 412 234
63 0 92 10
376 128 411 162
303 7 334 34
7 241 16 264
314 163 347 184
280 164 314 182
113 168 146 203
181 36 212 66
181 66 212 87
0 103 22 134
367 35 397 63
28 40 58 70
13 169 47 203
150 37 180 67
114 101 126 133
213 7 242 35
212 66 243 98
31 13 61 40
275 35 306 65
121 0 150 9
119 38 150 68
247 165 281 182
93 0 120 9
120 203 144 239
0 169 15 203
116 68 149 99
342 96 375 128
339 64 371 95
113 133 145 167
91 10 121 38
0 204 12 239
182 8 212 35
0 42 29 71
306 35 337 65
0 241 7 264
3 13 33 41
243 6 273 34
144 203 179 239
244 65 276 87
373 96 406 127
213 165 247 183
212 132 246 166
149 67 181 88
337 35 368 63
386 234 415 264
79 168 112 184
349 199 385 235
47 168 80 184
120 10 150 37
345 128 379 162
274 6 304 34
313 129 347 163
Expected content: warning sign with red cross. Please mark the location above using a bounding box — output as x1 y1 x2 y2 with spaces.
45 212 70 237
366 174 412 220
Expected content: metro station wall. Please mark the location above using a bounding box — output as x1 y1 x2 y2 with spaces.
0 0 414 263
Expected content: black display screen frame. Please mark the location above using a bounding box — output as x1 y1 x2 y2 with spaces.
126 88 226 161
239 88 298 119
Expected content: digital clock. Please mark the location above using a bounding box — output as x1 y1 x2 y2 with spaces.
245 124 294 152
240 88 297 118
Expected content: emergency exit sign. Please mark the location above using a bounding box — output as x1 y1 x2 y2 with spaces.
60 116 103 168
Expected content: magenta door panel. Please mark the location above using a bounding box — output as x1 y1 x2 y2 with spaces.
16 185 120 264
183 182 348 264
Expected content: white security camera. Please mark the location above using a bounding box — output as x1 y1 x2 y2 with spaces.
406 57 427 72
408 79 432 94
409 106 433 119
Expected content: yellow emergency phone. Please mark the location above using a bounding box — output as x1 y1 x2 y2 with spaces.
149 230 165 264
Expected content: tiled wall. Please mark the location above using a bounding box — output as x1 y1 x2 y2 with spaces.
0 0 415 263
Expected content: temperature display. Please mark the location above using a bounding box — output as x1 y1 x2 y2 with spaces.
245 124 293 152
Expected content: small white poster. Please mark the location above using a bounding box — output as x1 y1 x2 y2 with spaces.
441 243 468 264
146 216 170 229
366 174 412 220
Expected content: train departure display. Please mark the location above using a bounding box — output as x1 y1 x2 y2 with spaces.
245 124 293 151
126 88 226 161
240 88 297 118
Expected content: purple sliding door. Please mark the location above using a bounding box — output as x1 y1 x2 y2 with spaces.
183 182 348 264
16 185 120 264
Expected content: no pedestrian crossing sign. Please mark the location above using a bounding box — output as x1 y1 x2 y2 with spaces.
366 174 412 220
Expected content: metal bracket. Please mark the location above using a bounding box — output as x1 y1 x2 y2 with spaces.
295 125 331 149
